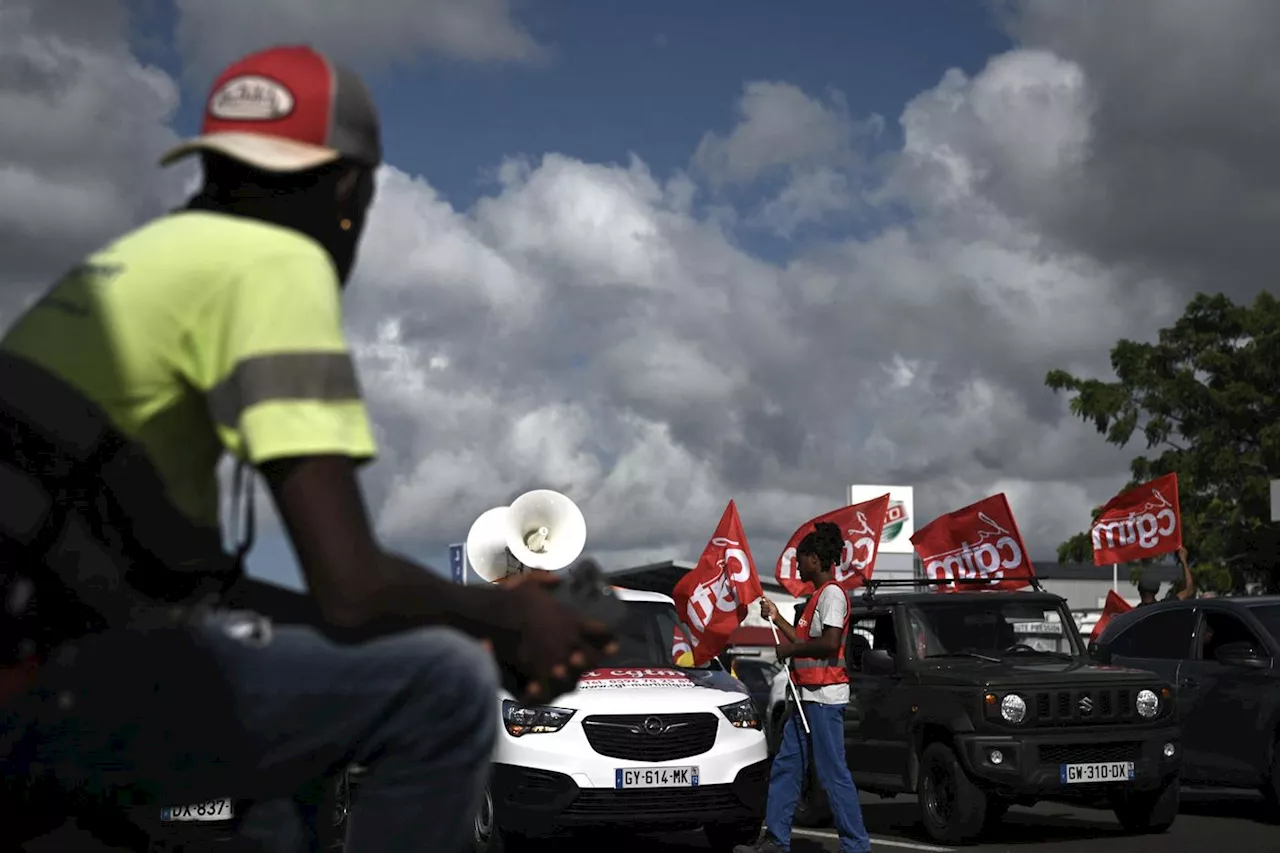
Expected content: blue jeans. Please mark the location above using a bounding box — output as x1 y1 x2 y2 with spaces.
765 701 871 853
0 610 499 852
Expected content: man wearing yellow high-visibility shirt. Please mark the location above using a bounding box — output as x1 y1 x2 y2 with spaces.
0 44 615 852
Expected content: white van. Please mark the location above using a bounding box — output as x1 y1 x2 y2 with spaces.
475 588 770 852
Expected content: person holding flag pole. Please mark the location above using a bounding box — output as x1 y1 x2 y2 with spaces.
738 522 872 853
766 618 810 736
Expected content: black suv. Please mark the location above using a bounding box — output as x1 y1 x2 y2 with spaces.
1092 595 1280 815
789 585 1182 845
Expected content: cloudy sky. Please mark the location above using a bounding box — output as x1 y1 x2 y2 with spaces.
4 0 1276 589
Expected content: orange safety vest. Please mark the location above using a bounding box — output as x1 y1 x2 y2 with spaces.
791 581 850 687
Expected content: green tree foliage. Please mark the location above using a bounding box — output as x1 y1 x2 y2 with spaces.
1046 292 1280 593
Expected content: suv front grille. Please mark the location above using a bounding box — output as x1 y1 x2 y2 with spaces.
581 713 718 761
1038 742 1142 765
1031 688 1144 726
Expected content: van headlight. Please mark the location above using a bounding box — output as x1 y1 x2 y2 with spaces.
719 698 761 730
1136 689 1160 719
1000 693 1027 724
501 700 575 736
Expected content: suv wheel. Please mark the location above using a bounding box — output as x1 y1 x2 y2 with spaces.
917 742 987 844
1111 778 1179 834
704 820 763 852
473 786 526 853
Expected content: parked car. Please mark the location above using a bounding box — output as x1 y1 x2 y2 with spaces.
794 586 1182 845
476 588 769 853
1092 594 1280 816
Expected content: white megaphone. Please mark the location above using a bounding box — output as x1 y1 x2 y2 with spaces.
464 489 587 583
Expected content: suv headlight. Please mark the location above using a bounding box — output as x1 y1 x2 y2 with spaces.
719 698 761 730
1000 693 1027 724
501 700 575 737
1136 689 1160 719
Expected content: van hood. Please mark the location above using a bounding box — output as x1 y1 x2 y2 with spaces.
535 667 750 711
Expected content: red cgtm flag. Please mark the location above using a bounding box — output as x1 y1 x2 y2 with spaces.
1090 590 1134 643
672 500 764 665
911 493 1036 593
1090 473 1183 566
671 625 693 665
774 494 891 597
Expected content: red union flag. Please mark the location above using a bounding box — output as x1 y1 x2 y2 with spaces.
774 494 891 597
1090 590 1134 643
1090 473 1183 565
671 625 693 665
911 493 1036 592
672 500 764 665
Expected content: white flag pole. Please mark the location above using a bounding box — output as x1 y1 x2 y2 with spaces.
769 619 810 735
1112 562 1118 593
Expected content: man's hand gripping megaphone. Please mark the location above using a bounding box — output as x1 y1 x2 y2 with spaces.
488 559 625 702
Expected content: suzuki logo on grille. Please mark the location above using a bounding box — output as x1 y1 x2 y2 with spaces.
1078 696 1094 715
643 717 665 735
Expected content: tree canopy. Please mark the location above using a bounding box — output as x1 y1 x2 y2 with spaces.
1046 291 1280 593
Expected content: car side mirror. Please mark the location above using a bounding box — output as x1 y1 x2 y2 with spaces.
862 648 898 676
1215 641 1271 669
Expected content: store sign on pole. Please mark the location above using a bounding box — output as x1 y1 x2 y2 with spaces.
449 543 467 584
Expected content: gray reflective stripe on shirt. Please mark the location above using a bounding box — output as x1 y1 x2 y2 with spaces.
207 352 362 428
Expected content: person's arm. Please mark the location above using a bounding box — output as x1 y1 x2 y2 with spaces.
778 626 843 661
260 454 521 639
189 247 613 698
1174 546 1196 600
760 597 800 644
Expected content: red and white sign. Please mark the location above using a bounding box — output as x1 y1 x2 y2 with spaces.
1090 590 1134 643
673 500 764 666
774 494 891 597
1090 473 1182 565
911 493 1036 592
577 668 694 690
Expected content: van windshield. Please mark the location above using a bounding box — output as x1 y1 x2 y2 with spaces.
599 600 703 669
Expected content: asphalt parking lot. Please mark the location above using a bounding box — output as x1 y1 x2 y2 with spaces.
27 787 1280 852
627 787 1280 853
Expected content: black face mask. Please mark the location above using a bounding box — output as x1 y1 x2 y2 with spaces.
184 166 375 286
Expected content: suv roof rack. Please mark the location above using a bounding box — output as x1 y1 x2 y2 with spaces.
861 575 1044 599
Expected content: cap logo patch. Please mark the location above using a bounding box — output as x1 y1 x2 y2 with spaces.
209 75 295 121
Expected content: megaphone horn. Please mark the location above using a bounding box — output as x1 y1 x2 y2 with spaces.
465 506 522 584
504 489 587 572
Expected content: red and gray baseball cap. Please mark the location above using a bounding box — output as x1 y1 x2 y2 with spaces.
160 45 382 173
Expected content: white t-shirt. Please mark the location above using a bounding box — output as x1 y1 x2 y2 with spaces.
797 584 850 705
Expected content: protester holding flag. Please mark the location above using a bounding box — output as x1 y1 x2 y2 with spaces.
1087 473 1195 605
1137 546 1195 606
737 522 871 853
